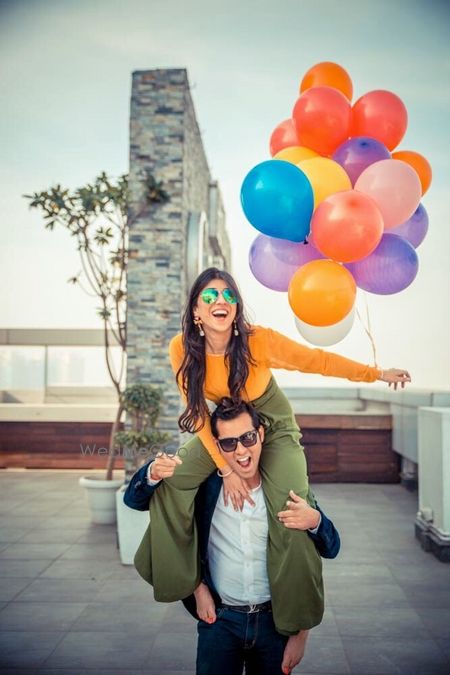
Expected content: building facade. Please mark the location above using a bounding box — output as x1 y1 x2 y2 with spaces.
126 68 231 441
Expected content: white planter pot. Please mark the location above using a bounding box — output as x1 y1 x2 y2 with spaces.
79 475 124 524
116 485 150 565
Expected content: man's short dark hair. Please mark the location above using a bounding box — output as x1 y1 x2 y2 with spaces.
210 398 261 438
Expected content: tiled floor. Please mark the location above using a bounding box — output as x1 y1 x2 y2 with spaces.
0 470 449 674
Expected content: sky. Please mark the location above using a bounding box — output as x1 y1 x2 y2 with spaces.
0 0 449 389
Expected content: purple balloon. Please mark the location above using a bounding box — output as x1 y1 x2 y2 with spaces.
333 136 391 186
346 234 419 295
249 235 323 292
390 203 429 248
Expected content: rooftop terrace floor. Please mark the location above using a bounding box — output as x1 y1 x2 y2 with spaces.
0 471 449 674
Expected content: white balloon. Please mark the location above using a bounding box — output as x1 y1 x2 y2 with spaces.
294 306 355 346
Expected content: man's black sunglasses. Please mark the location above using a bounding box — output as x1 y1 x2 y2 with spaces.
216 430 259 453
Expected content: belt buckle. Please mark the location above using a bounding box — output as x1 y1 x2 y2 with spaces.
248 603 258 613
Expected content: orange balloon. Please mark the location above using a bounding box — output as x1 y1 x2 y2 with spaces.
392 150 432 195
300 61 353 101
269 119 300 157
293 86 351 156
288 260 356 327
311 191 384 263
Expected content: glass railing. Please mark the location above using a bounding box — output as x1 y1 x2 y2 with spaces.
0 332 123 391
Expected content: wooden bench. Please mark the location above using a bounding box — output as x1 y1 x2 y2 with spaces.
297 413 398 483
0 413 398 482
0 421 124 470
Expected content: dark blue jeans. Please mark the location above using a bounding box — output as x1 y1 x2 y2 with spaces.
196 606 288 675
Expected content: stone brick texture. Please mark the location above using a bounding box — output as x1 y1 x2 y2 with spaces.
127 68 230 447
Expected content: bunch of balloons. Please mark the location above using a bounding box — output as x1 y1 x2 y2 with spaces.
241 61 432 346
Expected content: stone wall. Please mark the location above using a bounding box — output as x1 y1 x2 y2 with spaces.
126 68 230 442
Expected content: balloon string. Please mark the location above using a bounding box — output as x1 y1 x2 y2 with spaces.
356 293 378 368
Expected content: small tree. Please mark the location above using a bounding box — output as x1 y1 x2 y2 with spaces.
114 384 171 483
24 171 169 479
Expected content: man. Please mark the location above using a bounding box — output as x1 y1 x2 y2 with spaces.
124 398 340 675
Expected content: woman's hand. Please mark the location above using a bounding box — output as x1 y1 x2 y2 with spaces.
378 368 411 390
222 471 256 511
194 582 217 624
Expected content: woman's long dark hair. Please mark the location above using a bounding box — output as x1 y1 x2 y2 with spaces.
176 268 255 434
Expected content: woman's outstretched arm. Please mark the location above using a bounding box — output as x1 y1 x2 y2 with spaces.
260 326 410 386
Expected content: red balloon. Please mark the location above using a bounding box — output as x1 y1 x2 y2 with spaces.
311 190 384 263
269 119 300 157
292 86 351 156
351 90 407 151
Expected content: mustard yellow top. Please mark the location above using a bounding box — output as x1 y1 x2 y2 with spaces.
169 325 381 470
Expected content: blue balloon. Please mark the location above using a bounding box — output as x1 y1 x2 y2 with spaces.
240 160 313 242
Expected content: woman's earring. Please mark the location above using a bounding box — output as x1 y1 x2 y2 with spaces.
233 320 239 337
194 316 205 337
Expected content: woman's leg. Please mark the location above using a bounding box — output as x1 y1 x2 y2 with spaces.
259 437 324 634
253 381 324 634
134 435 215 601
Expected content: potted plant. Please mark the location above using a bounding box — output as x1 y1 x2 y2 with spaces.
114 384 171 563
25 171 170 524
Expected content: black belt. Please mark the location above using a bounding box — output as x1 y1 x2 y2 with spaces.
219 600 272 614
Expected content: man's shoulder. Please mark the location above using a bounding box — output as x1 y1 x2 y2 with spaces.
198 472 222 500
195 472 222 520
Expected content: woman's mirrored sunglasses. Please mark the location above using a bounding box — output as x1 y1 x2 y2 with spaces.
217 430 259 453
200 288 237 305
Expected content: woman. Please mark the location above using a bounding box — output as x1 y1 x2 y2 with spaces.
135 267 410 634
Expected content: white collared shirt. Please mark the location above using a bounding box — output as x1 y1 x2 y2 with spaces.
146 463 321 606
208 482 271 606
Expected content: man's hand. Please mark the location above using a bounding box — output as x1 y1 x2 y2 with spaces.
149 453 183 481
281 629 309 674
277 490 320 530
223 471 255 511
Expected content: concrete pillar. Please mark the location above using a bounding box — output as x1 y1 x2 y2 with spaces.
415 407 450 561
126 68 230 442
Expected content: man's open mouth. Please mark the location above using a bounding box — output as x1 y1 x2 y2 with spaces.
236 455 251 469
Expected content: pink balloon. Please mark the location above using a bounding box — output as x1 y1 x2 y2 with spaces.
355 159 421 230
